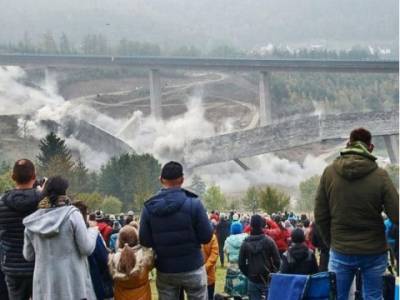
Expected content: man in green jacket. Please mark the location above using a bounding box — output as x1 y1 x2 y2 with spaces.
314 128 398 300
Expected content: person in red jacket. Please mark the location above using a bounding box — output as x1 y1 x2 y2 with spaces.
265 216 289 255
95 210 112 245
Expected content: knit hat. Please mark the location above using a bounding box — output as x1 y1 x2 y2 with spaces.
250 214 265 235
95 210 104 221
291 228 305 244
127 210 134 217
232 213 239 221
109 214 116 222
231 222 243 235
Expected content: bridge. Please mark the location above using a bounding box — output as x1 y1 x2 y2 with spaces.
1 54 398 165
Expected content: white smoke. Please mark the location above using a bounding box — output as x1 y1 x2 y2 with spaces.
0 66 328 193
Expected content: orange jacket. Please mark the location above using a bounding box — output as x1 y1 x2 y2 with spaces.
202 233 219 285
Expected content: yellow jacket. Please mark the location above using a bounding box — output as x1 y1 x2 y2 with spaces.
202 233 219 285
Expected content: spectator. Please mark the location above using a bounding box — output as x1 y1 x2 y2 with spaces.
0 159 42 300
139 161 213 299
23 176 98 300
315 128 399 300
109 221 122 253
310 222 329 272
74 201 114 300
223 222 248 298
216 213 230 267
265 216 289 255
239 215 281 300
109 225 154 300
95 210 113 245
202 223 219 300
118 213 125 227
280 228 318 275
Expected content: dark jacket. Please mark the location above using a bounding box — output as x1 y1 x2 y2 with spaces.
238 234 281 284
216 218 231 246
0 189 40 276
314 142 399 255
88 234 114 300
280 243 319 275
139 187 213 273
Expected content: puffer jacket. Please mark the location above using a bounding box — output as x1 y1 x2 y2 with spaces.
139 187 213 273
0 189 40 276
280 243 319 275
224 233 247 264
109 246 154 300
315 142 399 255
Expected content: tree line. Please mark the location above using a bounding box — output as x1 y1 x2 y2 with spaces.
0 31 391 60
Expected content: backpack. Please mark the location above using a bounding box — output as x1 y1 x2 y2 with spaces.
246 238 277 284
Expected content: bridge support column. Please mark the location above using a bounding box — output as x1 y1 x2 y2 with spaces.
149 69 162 119
259 71 272 126
384 135 399 164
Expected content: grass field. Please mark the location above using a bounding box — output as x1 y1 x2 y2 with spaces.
150 262 227 299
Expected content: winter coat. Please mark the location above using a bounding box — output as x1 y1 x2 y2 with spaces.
23 205 98 300
216 219 231 247
265 219 289 252
97 222 112 245
0 189 40 276
109 246 154 300
88 234 114 300
139 187 213 273
280 243 319 275
109 233 118 252
202 233 219 285
315 142 399 255
238 234 281 284
224 233 247 264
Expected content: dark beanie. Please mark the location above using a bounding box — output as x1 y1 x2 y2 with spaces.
250 214 265 235
291 228 305 244
161 161 183 180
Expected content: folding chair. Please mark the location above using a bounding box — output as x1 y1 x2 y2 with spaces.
267 273 308 300
302 272 337 300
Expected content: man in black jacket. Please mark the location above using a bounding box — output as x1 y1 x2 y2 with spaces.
216 213 230 267
0 159 42 300
239 214 280 300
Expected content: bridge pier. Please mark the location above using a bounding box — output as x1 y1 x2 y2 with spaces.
149 69 162 119
259 71 272 126
383 135 399 164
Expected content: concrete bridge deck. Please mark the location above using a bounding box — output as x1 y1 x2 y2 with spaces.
0 54 398 73
185 110 399 168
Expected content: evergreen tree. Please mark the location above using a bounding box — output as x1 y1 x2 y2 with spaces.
70 158 91 193
298 175 320 213
258 186 290 214
243 186 260 213
59 33 71 54
37 132 74 176
189 174 206 196
203 185 226 211
41 31 58 53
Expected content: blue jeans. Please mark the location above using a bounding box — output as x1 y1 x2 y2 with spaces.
247 280 267 300
328 250 387 300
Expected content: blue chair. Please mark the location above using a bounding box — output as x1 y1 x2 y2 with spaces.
267 272 336 300
267 273 308 300
302 272 336 300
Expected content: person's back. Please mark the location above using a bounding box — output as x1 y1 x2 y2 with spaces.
109 225 154 300
0 159 42 300
314 128 399 300
216 214 230 267
280 229 318 275
139 161 212 300
239 215 280 300
23 176 98 300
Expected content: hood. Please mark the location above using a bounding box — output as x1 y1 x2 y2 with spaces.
144 188 188 217
333 155 377 180
23 206 78 238
245 235 266 254
2 189 41 212
226 233 247 249
334 142 377 180
289 243 309 261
